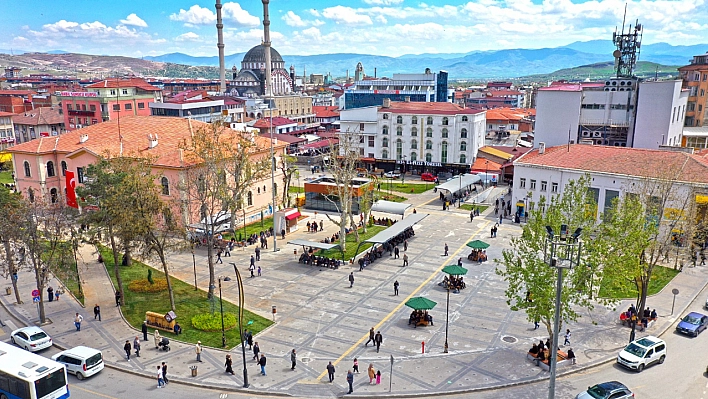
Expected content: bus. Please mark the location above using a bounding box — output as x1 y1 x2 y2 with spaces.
0 341 69 399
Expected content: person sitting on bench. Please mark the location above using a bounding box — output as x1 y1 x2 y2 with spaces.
529 343 539 355
535 348 546 365
173 322 182 335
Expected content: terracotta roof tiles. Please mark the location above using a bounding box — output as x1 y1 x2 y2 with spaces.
86 78 161 92
381 101 484 115
12 107 64 126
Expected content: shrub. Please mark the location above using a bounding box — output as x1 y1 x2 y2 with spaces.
147 269 154 284
128 278 167 293
191 312 237 332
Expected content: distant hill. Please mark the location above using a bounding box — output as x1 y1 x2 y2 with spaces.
519 61 680 81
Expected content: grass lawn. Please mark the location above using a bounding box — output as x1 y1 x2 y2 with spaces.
0 170 12 185
598 265 681 299
379 181 432 194
460 204 490 213
222 216 274 242
42 241 84 305
317 225 386 260
99 246 273 349
374 191 407 203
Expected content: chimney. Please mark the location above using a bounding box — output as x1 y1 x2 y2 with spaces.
383 98 391 108
538 142 545 154
404 96 410 102
79 134 88 143
374 67 377 78
148 134 159 149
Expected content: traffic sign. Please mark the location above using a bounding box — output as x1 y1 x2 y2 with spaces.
32 296 40 303
31 289 39 297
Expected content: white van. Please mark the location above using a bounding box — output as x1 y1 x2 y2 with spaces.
51 346 104 380
616 336 666 372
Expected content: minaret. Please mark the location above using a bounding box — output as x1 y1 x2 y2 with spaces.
262 0 272 98
215 0 226 94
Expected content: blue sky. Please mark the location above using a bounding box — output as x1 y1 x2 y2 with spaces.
0 0 706 57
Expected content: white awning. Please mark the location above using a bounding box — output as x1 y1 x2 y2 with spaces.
435 174 481 195
370 200 412 215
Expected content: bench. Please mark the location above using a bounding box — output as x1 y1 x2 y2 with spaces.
527 349 571 371
145 311 178 334
619 315 657 331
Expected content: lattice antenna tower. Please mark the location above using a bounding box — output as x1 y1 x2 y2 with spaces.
612 5 643 78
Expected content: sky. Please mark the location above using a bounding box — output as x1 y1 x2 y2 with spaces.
0 0 706 58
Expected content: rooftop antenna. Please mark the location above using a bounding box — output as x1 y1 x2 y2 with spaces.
612 3 642 78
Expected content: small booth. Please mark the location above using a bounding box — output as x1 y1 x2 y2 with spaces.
145 311 177 333
274 208 301 235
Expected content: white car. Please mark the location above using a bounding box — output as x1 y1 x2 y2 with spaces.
383 171 401 179
10 326 52 352
52 346 104 380
616 336 666 372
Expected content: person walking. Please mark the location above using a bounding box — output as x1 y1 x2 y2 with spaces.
115 290 121 307
403 240 408 251
290 349 297 370
394 246 399 259
349 272 354 288
154 330 161 349
444 243 449 256
123 340 131 361
353 358 359 373
252 341 260 360
195 341 203 362
259 354 267 376
402 253 409 267
326 361 336 383
93 304 101 321
457 257 463 267
470 211 475 222
257 265 262 277
74 313 83 331
133 336 141 357
225 354 234 374
216 249 223 264
376 370 381 385
142 321 148 341
374 331 383 353
319 220 324 231
393 280 399 296
346 370 354 394
157 366 165 388
255 246 261 261
368 364 376 384
47 287 54 302
365 327 375 346
564 329 571 346
245 329 253 349
161 362 169 384
534 317 540 330
55 289 61 301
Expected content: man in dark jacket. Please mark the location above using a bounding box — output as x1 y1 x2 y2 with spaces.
365 327 375 346
326 361 336 382
162 362 169 384
346 369 354 394
349 272 354 288
374 331 383 353
259 354 267 376
142 321 148 341
123 340 131 361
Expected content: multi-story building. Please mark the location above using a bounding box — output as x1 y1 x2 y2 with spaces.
534 78 687 149
0 112 14 150
340 99 485 175
466 89 525 109
344 70 449 110
0 90 45 114
58 78 162 131
679 53 708 127
245 95 318 133
149 91 245 124
12 107 65 144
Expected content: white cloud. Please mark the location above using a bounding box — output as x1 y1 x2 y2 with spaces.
322 6 373 25
175 32 200 41
375 15 388 24
308 9 321 17
170 5 216 25
222 3 260 27
363 0 404 4
283 11 308 27
120 13 148 28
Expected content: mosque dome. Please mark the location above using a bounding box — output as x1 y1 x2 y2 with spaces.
242 45 284 64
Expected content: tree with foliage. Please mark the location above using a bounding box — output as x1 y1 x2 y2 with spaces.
496 176 607 341
278 153 299 208
0 189 26 304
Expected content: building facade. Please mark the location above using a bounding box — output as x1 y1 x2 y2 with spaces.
344 70 449 110
679 53 708 127
0 112 14 150
12 107 65 144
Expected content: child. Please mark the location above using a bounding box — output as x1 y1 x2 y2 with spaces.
353 358 359 373
257 265 262 277
376 370 381 385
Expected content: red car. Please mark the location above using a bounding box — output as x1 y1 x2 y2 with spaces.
421 173 436 182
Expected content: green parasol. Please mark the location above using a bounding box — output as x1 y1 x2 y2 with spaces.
466 240 490 249
441 265 468 276
404 297 438 310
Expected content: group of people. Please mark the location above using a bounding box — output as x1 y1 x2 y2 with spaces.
529 339 576 366
408 310 434 327
439 275 466 292
372 217 397 226
298 253 342 269
620 304 657 331
306 220 324 233
321 231 340 244
467 249 488 262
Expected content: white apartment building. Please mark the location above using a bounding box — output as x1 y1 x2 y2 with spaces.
535 78 688 149
340 99 485 175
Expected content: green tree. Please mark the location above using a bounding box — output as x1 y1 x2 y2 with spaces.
323 132 361 250
278 154 298 208
496 176 606 340
0 189 26 304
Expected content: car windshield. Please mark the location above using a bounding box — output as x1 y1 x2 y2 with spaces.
624 342 646 357
586 385 608 399
682 315 701 325
30 332 48 341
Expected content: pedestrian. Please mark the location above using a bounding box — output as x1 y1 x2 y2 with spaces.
349 272 354 288
291 349 297 370
499 215 503 224
142 320 148 341
393 280 399 296
162 362 169 384
702 252 706 266
224 244 231 257
376 370 381 385
394 246 399 259
470 211 474 222
157 366 165 388
47 286 54 302
365 327 375 346
124 340 131 361
374 331 383 353
326 361 336 382
246 329 253 349
402 253 409 267
567 348 576 365
353 358 359 373
564 329 571 346
257 265 262 277
444 243 449 256
534 317 540 330
74 313 83 331
253 341 260 360
259 354 267 376
154 330 161 349
115 290 121 307
250 262 255 278
346 370 354 394
195 341 203 362
319 220 323 231
457 257 462 267
134 336 141 357
307 221 311 231
404 240 408 251
225 354 234 374
216 249 223 264
368 364 375 384
281 229 285 240
255 246 261 261
93 304 101 321
55 289 61 301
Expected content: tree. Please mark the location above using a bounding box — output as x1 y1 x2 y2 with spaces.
278 153 298 208
496 176 607 340
323 133 362 251
0 189 26 304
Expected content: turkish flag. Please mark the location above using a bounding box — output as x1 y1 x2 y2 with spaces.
65 170 78 208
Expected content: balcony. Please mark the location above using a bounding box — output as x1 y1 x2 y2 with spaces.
68 110 96 117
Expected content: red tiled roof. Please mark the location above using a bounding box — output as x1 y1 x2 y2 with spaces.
516 144 708 184
12 107 64 126
0 90 35 96
313 106 340 118
253 117 298 128
0 111 15 117
471 157 502 172
486 108 535 123
86 78 161 92
303 139 337 149
487 89 522 97
381 101 484 115
260 133 306 144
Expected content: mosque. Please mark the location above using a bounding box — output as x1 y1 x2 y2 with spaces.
230 44 293 97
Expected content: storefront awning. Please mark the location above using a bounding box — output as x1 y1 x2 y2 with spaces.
370 200 411 216
285 211 301 221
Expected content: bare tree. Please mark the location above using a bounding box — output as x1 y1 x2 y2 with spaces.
278 153 298 208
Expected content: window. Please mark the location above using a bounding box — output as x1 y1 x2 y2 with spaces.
77 167 85 183
23 161 31 177
359 135 365 143
441 142 448 163
122 89 128 95
247 191 253 206
138 102 145 109
382 125 389 135
461 116 468 122
61 161 67 176
530 179 536 190
368 136 375 147
410 139 418 149
396 139 403 160
383 113 389 120
396 115 403 124
359 123 365 131
442 128 448 138
459 154 466 164
46 161 55 177
410 152 417 161
425 153 432 162
67 104 72 111
382 150 389 159
125 103 132 110
161 177 170 195
519 178 526 188
426 140 433 150
411 127 417 136
110 90 116 96
426 128 433 137
396 126 403 136
411 116 418 124
442 117 449 126
112 104 120 111
426 116 433 125
382 137 389 147
460 128 467 138
90 105 96 111
460 141 467 151
551 182 558 193
50 188 58 203
541 181 547 191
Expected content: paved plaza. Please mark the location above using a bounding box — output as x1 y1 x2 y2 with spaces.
2 185 708 398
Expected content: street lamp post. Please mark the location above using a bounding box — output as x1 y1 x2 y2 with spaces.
217 276 231 348
444 286 450 353
401 155 406 185
229 263 249 388
485 160 489 189
544 225 582 399
192 245 197 290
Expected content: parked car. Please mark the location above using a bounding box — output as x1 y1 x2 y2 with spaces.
616 336 666 372
575 381 634 399
52 346 104 380
10 326 52 352
383 171 401 179
676 312 708 337
421 173 436 182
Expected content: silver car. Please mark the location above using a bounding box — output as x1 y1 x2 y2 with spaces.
576 381 634 399
10 326 52 352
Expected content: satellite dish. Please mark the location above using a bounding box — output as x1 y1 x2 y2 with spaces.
613 50 622 58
